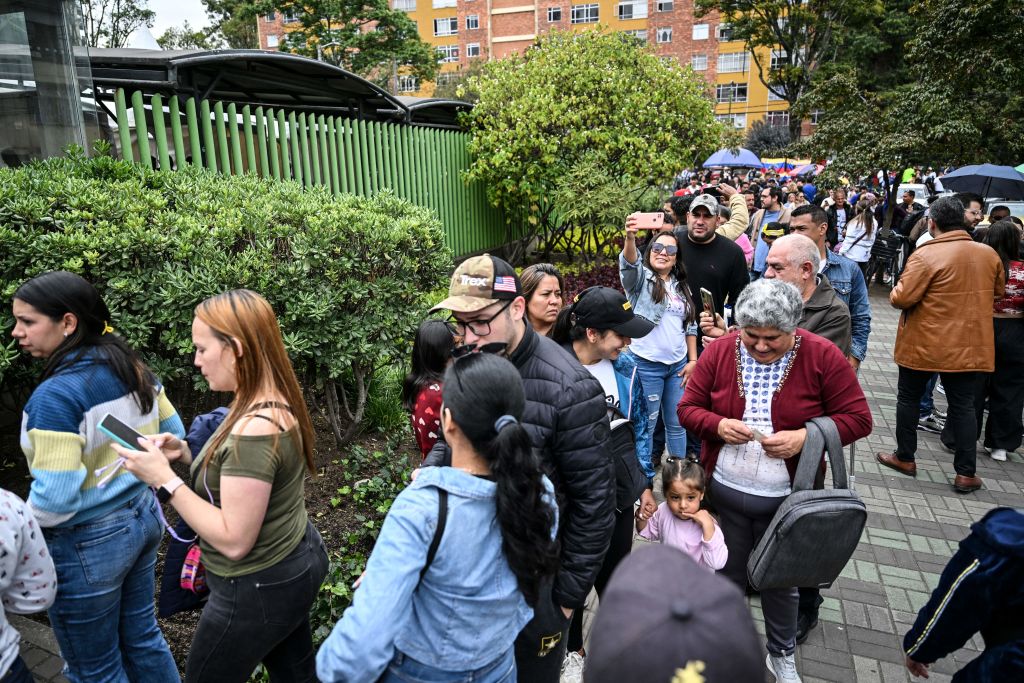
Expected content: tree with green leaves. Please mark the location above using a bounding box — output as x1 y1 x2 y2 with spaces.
202 0 259 49
745 119 790 158
156 21 221 50
431 57 488 104
82 0 154 48
463 29 722 263
694 0 877 141
264 0 439 90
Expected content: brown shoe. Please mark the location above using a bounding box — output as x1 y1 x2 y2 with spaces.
876 452 917 476
953 474 983 493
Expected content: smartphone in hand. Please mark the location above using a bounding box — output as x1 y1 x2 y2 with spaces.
631 212 665 230
98 413 148 450
700 287 715 316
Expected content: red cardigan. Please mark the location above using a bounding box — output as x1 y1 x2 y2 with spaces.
677 329 872 484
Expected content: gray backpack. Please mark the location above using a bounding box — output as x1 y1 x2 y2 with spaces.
746 416 867 591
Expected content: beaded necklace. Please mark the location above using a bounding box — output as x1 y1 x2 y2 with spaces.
733 334 802 399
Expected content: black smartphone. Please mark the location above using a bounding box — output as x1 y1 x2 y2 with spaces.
98 413 147 451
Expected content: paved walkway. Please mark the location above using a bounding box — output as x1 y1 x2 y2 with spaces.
11 290 1024 682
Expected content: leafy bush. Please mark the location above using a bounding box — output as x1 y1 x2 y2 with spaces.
0 147 452 445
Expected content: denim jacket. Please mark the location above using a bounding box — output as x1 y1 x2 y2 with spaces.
619 252 699 336
316 466 558 683
823 250 872 362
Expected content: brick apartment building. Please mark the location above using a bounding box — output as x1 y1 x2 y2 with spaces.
256 1 794 132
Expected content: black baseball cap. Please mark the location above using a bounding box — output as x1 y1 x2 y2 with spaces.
572 287 655 339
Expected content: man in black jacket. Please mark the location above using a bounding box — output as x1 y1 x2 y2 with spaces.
825 188 853 248
427 254 615 682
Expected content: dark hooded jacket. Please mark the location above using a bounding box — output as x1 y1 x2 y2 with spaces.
800 274 852 357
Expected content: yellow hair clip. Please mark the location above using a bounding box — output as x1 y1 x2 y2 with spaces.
102 321 114 335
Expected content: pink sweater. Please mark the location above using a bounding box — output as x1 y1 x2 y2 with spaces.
638 502 728 571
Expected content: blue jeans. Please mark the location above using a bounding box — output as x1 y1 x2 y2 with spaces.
631 354 688 457
381 648 515 683
43 491 178 683
919 373 938 418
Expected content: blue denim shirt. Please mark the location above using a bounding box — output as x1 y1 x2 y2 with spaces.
618 252 699 337
316 467 558 682
823 250 871 361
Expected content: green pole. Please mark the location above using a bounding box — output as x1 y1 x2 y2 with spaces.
326 116 340 195
358 119 373 195
277 110 290 181
297 113 312 187
350 118 364 195
185 97 201 168
114 89 133 162
307 113 322 186
151 93 170 170
168 96 186 170
200 98 217 172
372 121 386 191
317 114 331 189
227 102 244 175
288 111 303 185
131 90 152 169
255 106 270 177
342 118 358 195
242 105 257 173
214 101 230 174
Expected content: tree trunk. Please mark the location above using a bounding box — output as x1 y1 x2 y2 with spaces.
323 365 369 448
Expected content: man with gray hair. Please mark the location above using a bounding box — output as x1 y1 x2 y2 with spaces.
877 195 1005 493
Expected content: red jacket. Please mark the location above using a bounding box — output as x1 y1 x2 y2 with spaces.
678 329 872 484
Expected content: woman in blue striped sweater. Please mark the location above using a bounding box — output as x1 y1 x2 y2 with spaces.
11 271 182 683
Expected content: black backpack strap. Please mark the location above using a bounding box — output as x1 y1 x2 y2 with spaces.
420 488 448 581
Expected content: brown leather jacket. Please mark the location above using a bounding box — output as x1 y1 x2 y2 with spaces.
890 231 1005 372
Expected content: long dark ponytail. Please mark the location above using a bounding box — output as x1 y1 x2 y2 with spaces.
14 271 157 413
442 353 559 605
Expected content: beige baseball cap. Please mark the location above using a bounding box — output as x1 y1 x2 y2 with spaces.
429 254 522 313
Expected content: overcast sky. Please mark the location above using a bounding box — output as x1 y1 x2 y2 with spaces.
149 0 208 36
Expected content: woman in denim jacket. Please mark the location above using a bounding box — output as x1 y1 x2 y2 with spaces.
317 353 559 683
620 220 699 459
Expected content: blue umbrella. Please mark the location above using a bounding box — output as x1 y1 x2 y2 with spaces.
702 147 764 169
939 164 1024 200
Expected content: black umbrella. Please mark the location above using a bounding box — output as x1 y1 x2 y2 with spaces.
939 164 1024 200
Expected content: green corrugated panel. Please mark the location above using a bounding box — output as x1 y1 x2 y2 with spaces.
226 103 244 175
415 127 429 208
335 117 349 194
380 123 393 191
242 105 257 174
131 90 152 169
395 124 408 200
277 110 289 181
288 112 302 185
213 101 230 174
317 115 331 190
326 116 340 194
389 124 401 196
151 94 170 170
375 121 388 191
168 96 186 170
307 113 322 186
297 113 312 188
255 107 270 178
344 118 360 195
185 97 201 168
200 99 216 172
266 109 281 180
367 120 380 193
114 89 133 162
358 120 372 195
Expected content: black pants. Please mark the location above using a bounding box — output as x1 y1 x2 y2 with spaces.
896 366 981 476
514 576 573 682
975 318 1024 451
185 522 329 683
566 506 634 652
710 481 797 656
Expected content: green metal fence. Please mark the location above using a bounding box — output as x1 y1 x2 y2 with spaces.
111 88 511 257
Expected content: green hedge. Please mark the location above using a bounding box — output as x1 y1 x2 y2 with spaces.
0 147 452 444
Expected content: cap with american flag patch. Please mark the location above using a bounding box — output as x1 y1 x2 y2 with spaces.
430 254 522 313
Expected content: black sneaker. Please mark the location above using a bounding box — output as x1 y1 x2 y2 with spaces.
795 610 819 644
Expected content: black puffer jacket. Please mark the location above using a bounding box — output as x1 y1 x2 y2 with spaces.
424 323 615 608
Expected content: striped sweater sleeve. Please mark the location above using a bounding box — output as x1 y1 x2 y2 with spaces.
156 385 186 439
21 390 87 527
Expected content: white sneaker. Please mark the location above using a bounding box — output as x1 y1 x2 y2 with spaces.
989 448 1007 462
766 653 802 683
560 651 584 683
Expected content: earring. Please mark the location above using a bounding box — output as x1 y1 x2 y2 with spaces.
63 332 69 338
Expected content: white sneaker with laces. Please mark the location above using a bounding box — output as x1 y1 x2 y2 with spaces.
989 448 1008 462
560 651 585 683
766 653 802 683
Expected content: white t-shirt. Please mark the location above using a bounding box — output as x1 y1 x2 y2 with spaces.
583 358 620 410
628 283 690 364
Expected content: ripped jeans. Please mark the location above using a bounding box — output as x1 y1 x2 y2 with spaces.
631 354 688 458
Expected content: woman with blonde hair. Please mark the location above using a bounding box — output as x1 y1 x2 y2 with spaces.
115 289 328 683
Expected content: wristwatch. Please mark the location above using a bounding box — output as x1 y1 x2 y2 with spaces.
156 476 185 504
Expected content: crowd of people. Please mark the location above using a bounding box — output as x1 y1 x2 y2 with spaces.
1 163 1022 683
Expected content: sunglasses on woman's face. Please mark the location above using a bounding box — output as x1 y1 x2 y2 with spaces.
651 243 678 256
451 341 509 359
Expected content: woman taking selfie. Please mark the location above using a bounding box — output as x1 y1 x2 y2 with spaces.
520 263 565 337
114 289 328 683
317 353 559 683
12 271 181 682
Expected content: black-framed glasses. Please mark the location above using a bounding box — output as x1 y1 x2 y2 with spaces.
447 299 513 337
651 243 678 256
451 341 508 359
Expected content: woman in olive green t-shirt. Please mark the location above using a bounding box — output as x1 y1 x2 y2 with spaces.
117 289 328 683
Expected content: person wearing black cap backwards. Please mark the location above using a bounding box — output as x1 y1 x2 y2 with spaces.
426 255 614 683
550 286 658 669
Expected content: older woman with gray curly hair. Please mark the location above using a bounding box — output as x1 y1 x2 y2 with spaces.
678 278 871 683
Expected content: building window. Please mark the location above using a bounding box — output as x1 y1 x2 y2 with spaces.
616 1 647 20
622 29 647 41
433 17 458 36
432 0 457 7
437 44 460 63
716 113 747 129
571 4 599 24
656 0 673 11
393 0 416 10
656 27 672 44
716 23 733 40
766 111 790 127
547 7 562 21
467 42 481 58
717 51 749 73
264 12 276 21
810 109 822 124
691 54 707 71
770 49 788 70
283 9 300 23
692 23 709 40
397 75 419 93
768 86 786 102
715 83 748 103
266 34 279 48
466 15 479 30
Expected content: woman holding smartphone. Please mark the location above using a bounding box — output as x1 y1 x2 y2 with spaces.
620 217 699 459
11 271 181 682
114 289 328 683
